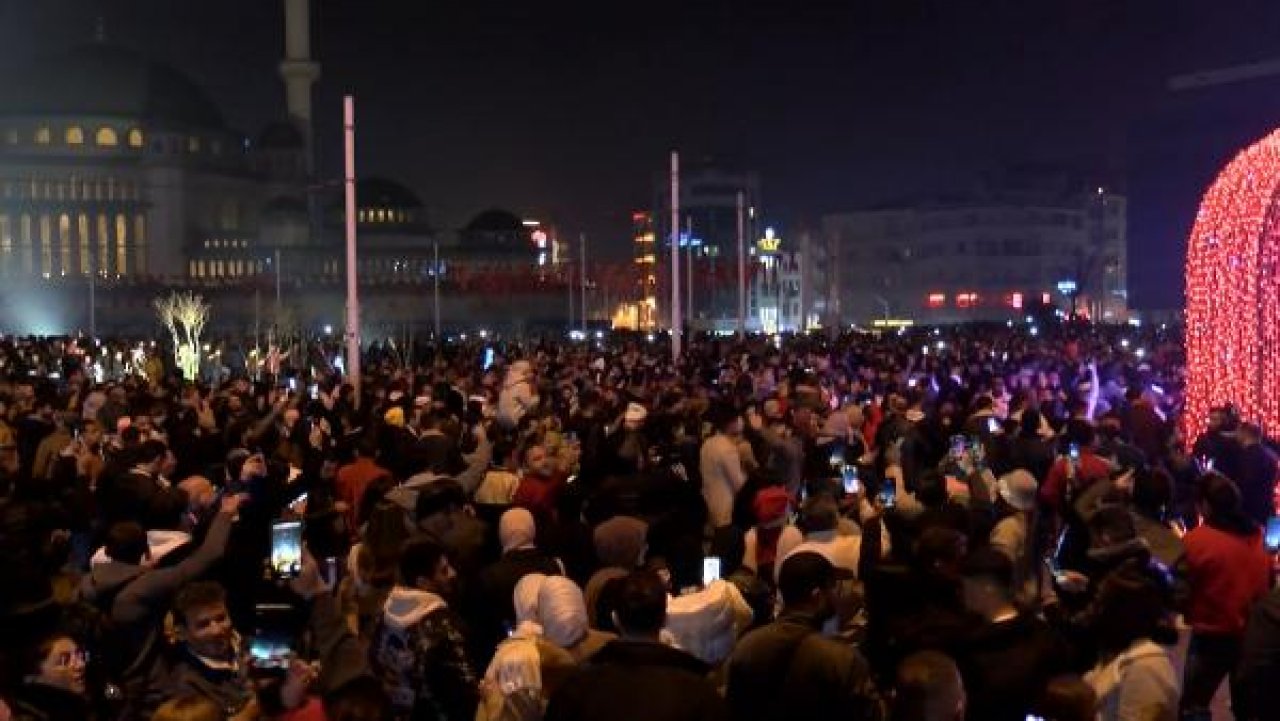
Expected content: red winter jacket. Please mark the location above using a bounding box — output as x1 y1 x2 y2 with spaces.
1182 525 1271 636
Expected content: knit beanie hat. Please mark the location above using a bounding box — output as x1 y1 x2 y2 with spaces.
592 516 648 569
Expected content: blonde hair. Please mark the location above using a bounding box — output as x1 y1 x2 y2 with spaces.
150 695 222 721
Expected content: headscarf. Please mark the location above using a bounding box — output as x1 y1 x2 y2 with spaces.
537 576 589 649
511 573 547 639
499 508 538 553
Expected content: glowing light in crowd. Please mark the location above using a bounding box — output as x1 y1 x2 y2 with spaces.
1184 127 1280 442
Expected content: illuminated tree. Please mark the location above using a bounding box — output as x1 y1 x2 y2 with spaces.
1184 127 1280 442
154 291 211 380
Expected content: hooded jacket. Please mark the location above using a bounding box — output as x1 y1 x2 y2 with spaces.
368 586 479 721
78 511 233 669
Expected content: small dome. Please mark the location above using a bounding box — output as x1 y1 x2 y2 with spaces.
0 44 225 129
258 121 303 150
465 208 525 233
358 178 423 210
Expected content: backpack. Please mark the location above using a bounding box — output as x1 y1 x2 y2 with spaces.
81 575 164 715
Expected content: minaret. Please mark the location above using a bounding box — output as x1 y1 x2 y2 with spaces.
279 0 320 171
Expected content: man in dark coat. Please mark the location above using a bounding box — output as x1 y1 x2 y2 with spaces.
545 570 727 721
956 548 1067 721
1238 586 1280 721
1234 423 1277 527
727 552 883 721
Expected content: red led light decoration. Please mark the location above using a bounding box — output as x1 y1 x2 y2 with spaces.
1184 128 1280 443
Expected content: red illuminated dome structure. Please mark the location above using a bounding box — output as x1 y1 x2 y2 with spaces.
1184 128 1280 443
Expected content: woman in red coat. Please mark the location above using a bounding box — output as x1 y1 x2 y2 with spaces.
1177 473 1271 720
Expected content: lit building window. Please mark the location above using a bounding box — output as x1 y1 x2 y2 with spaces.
34 127 50 145
956 292 979 309
1007 292 1024 310
0 215 10 278
78 214 90 274
115 214 128 275
4 128 16 145
39 214 52 276
58 214 71 276
95 127 118 146
134 215 147 276
127 128 144 148
65 127 84 145
187 136 201 153
97 214 111 275
1041 292 1051 305
20 214 32 274
926 293 946 309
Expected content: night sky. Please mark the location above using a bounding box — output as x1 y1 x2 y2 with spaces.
3 0 1280 307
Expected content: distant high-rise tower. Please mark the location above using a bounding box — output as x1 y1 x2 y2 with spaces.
632 211 658 331
279 0 320 171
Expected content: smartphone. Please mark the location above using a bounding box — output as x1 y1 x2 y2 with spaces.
878 478 897 508
950 434 967 460
308 384 319 400
987 416 1000 434
250 603 296 672
829 448 844 470
248 634 292 670
1068 443 1081 462
287 378 298 393
482 347 495 371
841 464 860 495
270 520 303 579
324 556 340 587
702 556 722 586
1265 518 1280 554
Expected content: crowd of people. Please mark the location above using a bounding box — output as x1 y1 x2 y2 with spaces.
0 322 1275 721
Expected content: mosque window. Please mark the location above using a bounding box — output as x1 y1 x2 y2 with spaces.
0 215 11 278
34 127 50 145
78 214 90 275
97 214 111 275
134 215 147 276
187 136 201 154
39 215 52 276
65 127 84 145
95 128 118 147
58 214 71 276
115 214 128 276
4 128 16 145
127 128 144 148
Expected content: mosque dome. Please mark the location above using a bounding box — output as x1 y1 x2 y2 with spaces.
465 208 525 234
0 44 225 130
358 178 424 210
